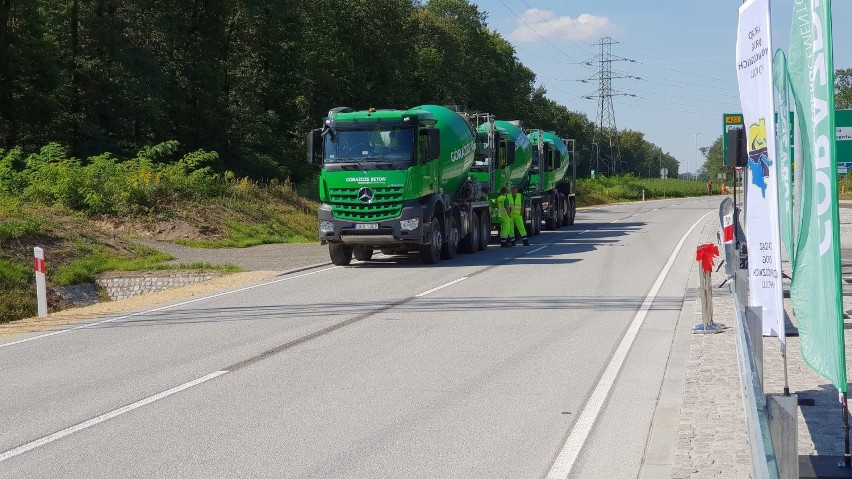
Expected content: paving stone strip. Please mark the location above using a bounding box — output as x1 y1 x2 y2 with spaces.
672 201 852 477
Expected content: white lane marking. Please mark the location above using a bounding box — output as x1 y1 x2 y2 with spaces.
545 210 713 479
415 277 469 297
0 267 341 349
524 246 548 255
579 230 591 235
631 213 640 217
0 370 228 463
610 219 621 223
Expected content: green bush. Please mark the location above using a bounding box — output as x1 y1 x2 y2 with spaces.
0 142 246 216
578 175 711 202
0 258 35 323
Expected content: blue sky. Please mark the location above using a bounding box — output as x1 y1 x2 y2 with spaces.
471 0 852 176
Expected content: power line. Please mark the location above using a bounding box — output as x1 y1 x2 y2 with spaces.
629 89 738 108
557 0 732 70
496 0 584 64
632 60 737 85
618 100 720 118
517 0 594 55
513 46 583 66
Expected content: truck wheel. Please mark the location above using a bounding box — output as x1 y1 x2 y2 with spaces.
441 215 459 260
460 212 479 254
534 206 542 235
353 248 373 261
568 199 576 225
555 195 564 228
419 213 442 264
544 209 554 230
478 212 490 251
329 243 352 266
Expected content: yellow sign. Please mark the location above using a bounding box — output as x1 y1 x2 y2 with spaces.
725 115 743 124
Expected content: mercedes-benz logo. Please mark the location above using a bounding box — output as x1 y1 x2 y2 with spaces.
358 187 374 204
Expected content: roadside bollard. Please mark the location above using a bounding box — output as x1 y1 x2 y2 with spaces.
34 247 47 317
693 243 724 334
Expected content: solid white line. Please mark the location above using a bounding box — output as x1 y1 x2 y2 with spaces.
415 277 468 297
524 246 548 255
0 267 341 349
0 370 228 463
579 230 591 235
545 210 712 479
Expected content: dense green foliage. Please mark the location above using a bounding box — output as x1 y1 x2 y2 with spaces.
577 176 713 206
838 69 852 110
1 142 225 215
0 0 677 183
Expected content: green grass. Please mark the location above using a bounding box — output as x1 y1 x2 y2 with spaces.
577 176 712 205
175 220 314 248
0 218 49 241
53 250 240 285
0 258 36 324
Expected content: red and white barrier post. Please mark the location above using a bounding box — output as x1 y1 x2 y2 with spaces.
34 247 47 317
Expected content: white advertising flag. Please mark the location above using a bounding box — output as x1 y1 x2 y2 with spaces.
736 0 785 343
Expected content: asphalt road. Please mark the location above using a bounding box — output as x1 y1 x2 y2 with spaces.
0 196 720 478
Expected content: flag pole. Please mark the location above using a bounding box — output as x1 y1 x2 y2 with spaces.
782 343 789 396
843 392 851 467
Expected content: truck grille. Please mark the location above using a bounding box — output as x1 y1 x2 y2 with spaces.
329 187 404 222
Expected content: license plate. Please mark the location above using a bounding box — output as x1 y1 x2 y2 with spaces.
355 223 379 230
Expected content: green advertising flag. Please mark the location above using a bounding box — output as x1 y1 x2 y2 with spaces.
773 49 795 263
788 0 847 392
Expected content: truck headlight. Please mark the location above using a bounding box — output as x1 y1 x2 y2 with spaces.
400 218 419 231
319 220 335 234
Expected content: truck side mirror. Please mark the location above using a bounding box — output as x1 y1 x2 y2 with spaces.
428 129 441 161
306 129 322 164
506 141 516 166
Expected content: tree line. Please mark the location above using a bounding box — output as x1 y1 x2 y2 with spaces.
0 0 678 186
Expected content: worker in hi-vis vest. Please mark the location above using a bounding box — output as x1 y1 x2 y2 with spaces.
496 186 514 248
509 185 529 246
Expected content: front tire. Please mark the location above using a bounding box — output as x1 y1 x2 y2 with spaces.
555 195 564 228
419 213 442 264
329 243 352 266
441 214 459 260
478 212 490 251
460 212 479 254
534 205 542 235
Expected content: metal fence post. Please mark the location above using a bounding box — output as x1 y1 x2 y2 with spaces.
694 243 724 334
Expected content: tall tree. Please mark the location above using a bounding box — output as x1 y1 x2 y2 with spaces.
837 68 852 110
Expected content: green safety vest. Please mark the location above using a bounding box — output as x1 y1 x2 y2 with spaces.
510 192 523 215
497 195 511 217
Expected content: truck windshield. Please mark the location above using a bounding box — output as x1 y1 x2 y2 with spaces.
324 127 415 164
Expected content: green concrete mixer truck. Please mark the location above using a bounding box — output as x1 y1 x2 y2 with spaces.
526 130 577 231
470 119 540 237
306 105 510 265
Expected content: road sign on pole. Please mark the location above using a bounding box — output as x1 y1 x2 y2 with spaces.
722 113 744 167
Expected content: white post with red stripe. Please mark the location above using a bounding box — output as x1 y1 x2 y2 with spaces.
34 247 47 317
722 212 734 244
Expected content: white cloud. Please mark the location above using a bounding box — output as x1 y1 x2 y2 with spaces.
508 9 620 43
